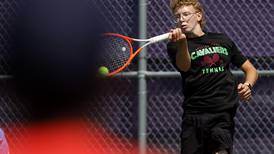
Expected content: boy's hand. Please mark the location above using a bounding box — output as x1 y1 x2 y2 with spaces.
237 83 252 101
169 28 186 42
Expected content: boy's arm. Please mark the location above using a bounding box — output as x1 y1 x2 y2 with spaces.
170 28 191 72
238 60 258 101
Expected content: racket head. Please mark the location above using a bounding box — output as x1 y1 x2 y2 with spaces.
100 33 134 76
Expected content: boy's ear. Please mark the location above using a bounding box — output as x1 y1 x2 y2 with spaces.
196 12 202 22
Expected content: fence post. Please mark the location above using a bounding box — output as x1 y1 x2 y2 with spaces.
138 0 147 154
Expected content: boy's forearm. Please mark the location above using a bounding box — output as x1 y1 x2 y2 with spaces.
175 40 191 72
240 60 258 87
244 69 258 87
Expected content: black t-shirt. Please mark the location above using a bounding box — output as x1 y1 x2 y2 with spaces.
167 32 247 113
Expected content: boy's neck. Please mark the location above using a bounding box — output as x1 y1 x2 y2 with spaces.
186 25 205 38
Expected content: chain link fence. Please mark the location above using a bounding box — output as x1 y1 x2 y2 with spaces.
84 77 138 153
0 79 30 154
0 0 273 154
0 0 20 75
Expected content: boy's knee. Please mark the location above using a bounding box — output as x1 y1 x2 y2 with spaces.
215 149 228 154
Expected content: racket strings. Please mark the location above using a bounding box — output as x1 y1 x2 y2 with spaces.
101 36 131 72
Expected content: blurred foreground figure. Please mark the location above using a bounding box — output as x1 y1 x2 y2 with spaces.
8 120 170 154
13 0 103 120
9 0 170 153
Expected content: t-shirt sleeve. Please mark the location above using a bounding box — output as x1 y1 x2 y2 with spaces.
167 42 179 70
230 40 247 68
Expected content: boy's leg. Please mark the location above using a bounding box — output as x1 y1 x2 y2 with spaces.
181 114 205 154
207 112 235 154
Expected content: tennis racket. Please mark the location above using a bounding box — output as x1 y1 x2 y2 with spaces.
100 32 170 76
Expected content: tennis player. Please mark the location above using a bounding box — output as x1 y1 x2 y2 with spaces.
167 0 258 154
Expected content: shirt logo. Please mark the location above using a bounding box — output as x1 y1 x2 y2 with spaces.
201 53 223 67
190 46 228 75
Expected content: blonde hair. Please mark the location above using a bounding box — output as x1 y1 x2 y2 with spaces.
170 0 206 28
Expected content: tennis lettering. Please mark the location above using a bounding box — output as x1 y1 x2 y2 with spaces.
202 66 225 74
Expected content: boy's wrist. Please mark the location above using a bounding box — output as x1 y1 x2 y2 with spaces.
244 82 252 90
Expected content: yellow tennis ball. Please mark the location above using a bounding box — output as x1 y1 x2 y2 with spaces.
122 47 126 52
98 66 109 76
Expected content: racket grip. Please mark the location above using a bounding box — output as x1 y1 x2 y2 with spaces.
149 33 170 43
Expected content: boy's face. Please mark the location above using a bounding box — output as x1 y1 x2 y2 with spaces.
174 5 202 33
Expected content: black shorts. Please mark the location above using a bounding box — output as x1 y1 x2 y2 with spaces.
181 110 236 154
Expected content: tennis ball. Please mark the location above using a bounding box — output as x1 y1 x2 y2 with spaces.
122 47 126 52
98 66 109 76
